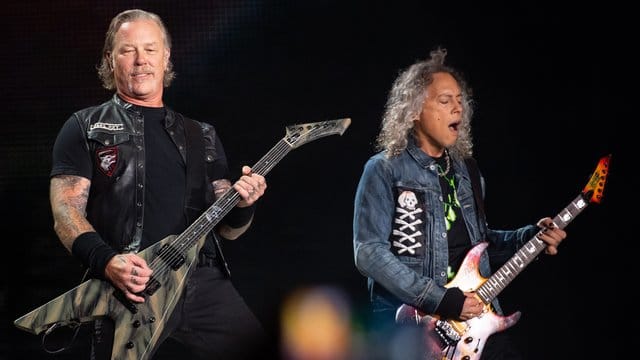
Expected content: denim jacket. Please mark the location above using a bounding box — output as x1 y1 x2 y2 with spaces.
353 137 537 316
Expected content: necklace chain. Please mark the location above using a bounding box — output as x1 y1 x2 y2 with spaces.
437 149 450 177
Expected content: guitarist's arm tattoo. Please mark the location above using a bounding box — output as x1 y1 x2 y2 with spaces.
50 175 95 252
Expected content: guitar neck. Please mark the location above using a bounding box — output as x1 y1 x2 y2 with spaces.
476 192 590 304
171 139 293 254
144 118 350 274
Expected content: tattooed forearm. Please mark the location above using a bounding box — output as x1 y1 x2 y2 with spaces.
212 179 232 200
50 175 95 252
211 179 252 240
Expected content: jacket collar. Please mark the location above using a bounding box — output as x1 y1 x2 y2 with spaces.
405 136 438 169
112 94 176 128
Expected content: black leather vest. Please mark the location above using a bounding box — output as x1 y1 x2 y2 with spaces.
74 95 222 257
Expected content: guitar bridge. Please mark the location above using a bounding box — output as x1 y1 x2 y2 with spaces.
434 320 461 347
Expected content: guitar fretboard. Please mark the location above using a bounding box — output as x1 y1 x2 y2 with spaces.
476 192 590 304
147 118 351 277
153 139 292 271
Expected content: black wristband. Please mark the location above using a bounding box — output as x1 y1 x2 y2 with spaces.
434 287 465 319
71 231 118 279
223 203 256 228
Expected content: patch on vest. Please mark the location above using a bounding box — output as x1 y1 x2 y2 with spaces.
90 122 124 131
391 187 425 256
96 147 118 177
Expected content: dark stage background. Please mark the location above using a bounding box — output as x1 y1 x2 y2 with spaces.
2 1 624 359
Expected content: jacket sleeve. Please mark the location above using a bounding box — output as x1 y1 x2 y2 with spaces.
353 157 446 314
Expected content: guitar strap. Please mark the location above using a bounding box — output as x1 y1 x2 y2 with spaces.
182 115 207 225
464 157 486 228
182 117 229 275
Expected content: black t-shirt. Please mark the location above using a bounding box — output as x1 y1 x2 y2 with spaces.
139 106 187 249
434 155 472 279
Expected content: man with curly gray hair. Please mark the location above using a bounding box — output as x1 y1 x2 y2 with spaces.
353 48 567 359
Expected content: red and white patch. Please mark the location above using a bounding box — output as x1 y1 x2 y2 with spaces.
96 147 118 177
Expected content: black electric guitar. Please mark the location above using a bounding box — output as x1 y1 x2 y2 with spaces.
395 154 611 360
14 118 351 360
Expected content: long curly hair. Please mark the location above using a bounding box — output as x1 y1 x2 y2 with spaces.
376 48 474 159
97 9 176 90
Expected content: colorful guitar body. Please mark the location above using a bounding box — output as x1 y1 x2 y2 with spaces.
396 154 611 360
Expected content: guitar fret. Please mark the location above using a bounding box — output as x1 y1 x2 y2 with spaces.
394 155 610 360
145 123 350 274
477 193 592 302
488 276 502 293
494 269 507 286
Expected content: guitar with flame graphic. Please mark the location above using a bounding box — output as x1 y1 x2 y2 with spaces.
395 154 611 360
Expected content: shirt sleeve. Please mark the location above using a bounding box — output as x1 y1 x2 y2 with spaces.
50 115 93 179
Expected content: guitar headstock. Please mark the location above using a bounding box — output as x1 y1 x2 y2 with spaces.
284 118 351 149
581 154 611 204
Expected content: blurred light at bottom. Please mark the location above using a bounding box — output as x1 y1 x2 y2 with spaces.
281 286 351 360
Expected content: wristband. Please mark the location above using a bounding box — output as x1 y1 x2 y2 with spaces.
434 287 465 319
224 203 256 228
71 231 118 279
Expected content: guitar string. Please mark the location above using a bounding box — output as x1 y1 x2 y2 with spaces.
475 198 583 303
151 126 331 275
145 140 292 281
145 122 347 285
141 126 335 289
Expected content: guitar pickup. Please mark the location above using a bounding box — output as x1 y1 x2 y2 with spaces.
144 277 161 296
157 244 186 270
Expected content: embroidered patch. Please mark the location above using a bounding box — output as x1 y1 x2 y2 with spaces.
391 187 426 257
96 147 118 177
90 122 124 131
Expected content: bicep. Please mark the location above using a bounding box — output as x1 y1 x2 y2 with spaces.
50 175 91 213
50 175 94 250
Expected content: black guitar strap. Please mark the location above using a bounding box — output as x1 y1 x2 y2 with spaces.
182 115 207 225
464 157 486 227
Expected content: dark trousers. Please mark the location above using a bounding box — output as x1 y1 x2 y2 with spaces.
92 264 266 360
